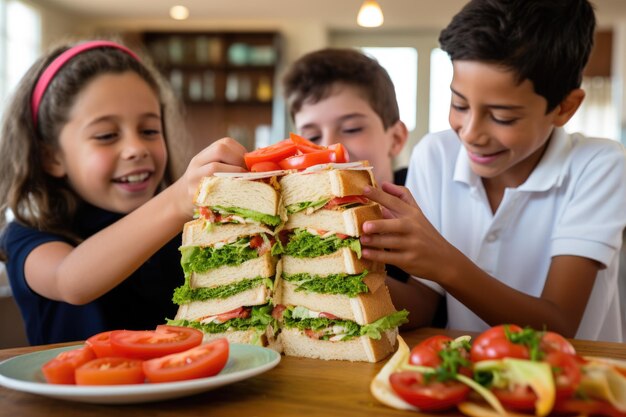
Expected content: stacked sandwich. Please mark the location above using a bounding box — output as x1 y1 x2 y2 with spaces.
169 173 285 350
273 163 408 362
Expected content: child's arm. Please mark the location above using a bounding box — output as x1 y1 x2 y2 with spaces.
24 137 248 304
385 275 442 330
361 182 599 338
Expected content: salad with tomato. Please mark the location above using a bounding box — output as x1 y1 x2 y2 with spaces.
243 133 349 172
41 326 229 385
371 325 626 416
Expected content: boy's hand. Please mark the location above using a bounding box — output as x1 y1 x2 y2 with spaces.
175 137 247 217
360 182 456 283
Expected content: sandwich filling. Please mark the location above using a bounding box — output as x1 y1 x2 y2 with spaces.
282 271 369 297
173 276 274 304
286 195 369 215
273 228 361 258
196 206 282 227
276 305 408 342
168 304 278 342
181 233 274 274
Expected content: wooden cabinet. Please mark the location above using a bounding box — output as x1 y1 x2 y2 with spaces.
141 31 281 153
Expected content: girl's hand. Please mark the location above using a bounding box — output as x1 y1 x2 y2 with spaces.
360 182 458 283
174 137 247 216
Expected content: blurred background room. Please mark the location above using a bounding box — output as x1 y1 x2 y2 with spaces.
1 0 626 347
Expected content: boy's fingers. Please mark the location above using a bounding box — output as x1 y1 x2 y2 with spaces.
360 232 406 250
361 218 406 234
196 137 247 168
380 182 418 207
361 247 407 266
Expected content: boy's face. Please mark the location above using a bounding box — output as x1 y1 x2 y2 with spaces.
449 60 563 188
293 84 406 185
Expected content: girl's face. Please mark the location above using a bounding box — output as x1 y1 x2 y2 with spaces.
48 71 167 213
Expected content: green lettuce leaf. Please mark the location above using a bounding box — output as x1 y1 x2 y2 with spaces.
180 237 258 274
282 271 369 297
172 277 271 305
285 199 330 214
212 205 281 227
284 229 361 258
282 306 409 341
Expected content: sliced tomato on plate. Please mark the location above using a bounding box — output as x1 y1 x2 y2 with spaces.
75 357 145 385
85 330 116 358
243 139 298 170
110 325 203 360
389 371 470 411
492 385 537 413
143 338 230 383
41 346 97 384
544 351 581 400
540 331 576 356
470 324 530 362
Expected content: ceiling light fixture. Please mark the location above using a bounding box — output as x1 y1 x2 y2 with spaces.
357 0 384 28
170 5 189 20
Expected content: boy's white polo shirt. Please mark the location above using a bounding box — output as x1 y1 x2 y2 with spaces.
406 127 626 342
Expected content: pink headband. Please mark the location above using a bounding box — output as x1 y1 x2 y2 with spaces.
31 40 140 127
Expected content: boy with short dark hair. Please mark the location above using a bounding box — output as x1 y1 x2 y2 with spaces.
283 48 449 327
360 0 626 341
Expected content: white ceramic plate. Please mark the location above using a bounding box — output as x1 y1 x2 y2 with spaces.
0 343 280 404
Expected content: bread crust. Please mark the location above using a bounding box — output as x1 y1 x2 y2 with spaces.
281 247 383 276
276 279 396 325
285 203 382 236
280 169 375 207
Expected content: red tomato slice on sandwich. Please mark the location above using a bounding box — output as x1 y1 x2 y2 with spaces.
75 357 145 385
243 139 298 170
278 149 335 170
110 326 203 360
250 161 282 172
143 338 229 383
85 330 116 358
289 132 325 153
41 346 97 384
328 143 349 163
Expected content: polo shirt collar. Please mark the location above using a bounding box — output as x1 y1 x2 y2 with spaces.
453 127 571 192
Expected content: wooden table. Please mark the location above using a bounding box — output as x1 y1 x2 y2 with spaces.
0 328 624 416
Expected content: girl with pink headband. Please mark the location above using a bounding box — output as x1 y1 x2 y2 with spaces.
0 40 248 345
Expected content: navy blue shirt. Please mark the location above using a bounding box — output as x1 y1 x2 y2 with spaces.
0 204 183 345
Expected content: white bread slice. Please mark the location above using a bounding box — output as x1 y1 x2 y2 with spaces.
190 252 276 289
275 279 396 325
280 168 375 207
284 203 382 237
194 176 280 216
280 247 382 276
279 327 397 362
174 285 271 321
181 219 273 247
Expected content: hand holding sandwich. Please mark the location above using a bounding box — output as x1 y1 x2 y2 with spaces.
359 182 462 283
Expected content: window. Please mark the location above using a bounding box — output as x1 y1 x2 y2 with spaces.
0 0 41 120
429 48 453 133
361 47 418 131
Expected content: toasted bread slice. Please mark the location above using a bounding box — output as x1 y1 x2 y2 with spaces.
284 203 382 237
279 327 397 362
280 168 375 207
